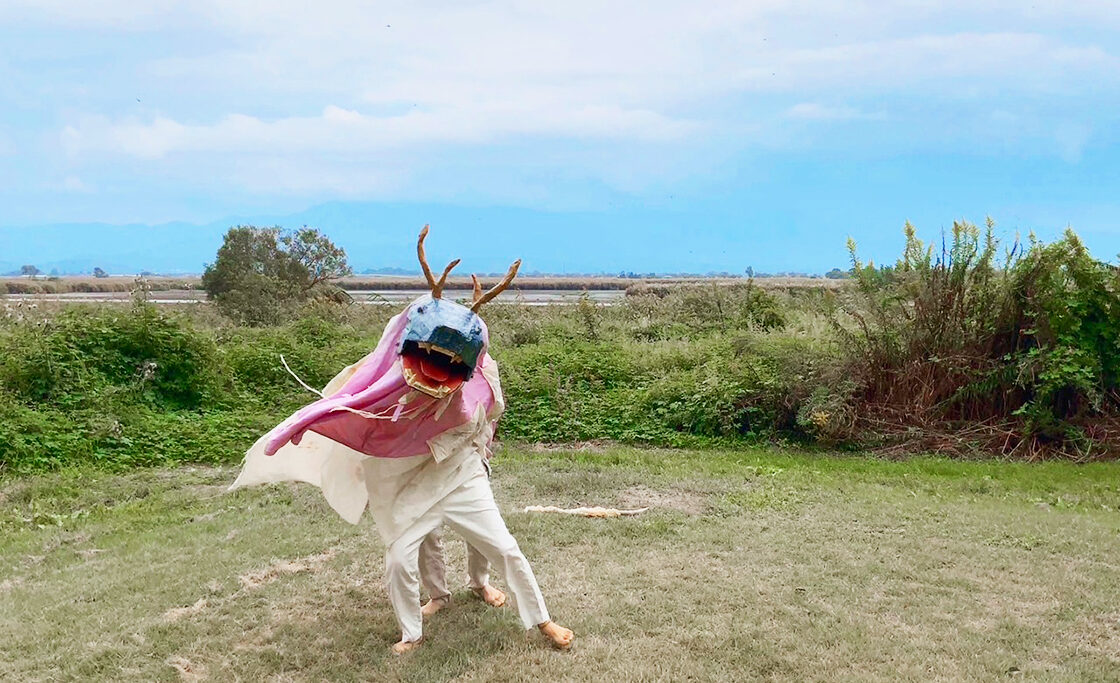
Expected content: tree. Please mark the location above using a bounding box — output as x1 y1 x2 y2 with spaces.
201 225 352 325
283 227 351 291
92 267 109 278
825 267 850 280
20 265 39 278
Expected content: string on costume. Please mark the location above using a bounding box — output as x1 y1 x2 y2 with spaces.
432 393 454 421
280 354 324 398
328 391 435 423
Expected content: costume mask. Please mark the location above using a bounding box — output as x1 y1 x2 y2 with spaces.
400 226 519 399
261 225 519 457
400 298 484 398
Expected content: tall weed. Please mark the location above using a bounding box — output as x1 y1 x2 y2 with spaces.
844 222 1119 456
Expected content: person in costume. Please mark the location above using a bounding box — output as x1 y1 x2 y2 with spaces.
230 226 573 653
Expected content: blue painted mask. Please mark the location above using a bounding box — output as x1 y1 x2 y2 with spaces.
398 224 520 398
399 296 486 398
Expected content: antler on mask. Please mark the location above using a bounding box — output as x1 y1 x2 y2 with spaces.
471 259 521 312
471 274 483 303
417 225 461 299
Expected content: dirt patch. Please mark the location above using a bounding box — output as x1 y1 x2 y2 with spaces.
0 480 29 506
181 484 230 500
1074 611 1120 662
238 549 336 590
234 625 276 653
155 465 231 482
519 442 682 458
239 561 309 589
0 577 24 592
166 655 207 681
524 440 618 453
160 548 340 631
618 485 707 515
40 531 90 555
164 598 209 622
190 509 229 523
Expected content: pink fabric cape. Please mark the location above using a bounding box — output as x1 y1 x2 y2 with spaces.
264 304 496 458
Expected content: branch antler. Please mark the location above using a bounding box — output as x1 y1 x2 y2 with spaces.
417 225 460 298
471 274 483 303
471 259 521 312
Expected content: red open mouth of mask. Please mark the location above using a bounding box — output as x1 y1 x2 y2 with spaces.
400 342 468 399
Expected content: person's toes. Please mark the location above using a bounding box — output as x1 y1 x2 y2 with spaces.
473 585 506 608
540 622 574 650
484 587 506 608
391 638 423 654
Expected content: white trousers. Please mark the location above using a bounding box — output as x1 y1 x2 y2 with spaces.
419 529 490 598
385 470 550 642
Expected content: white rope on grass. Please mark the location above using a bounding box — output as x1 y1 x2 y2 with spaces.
523 505 649 518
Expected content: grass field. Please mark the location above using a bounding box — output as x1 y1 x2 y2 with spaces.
2 446 1118 681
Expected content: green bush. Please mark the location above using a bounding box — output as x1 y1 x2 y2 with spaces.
843 222 1119 455
622 281 785 340
0 304 224 410
0 397 285 474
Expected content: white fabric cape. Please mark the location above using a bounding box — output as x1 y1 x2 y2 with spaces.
230 347 505 545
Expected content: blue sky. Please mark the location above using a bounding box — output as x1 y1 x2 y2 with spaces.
1 1 1119 274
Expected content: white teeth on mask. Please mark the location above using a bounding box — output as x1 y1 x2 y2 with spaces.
415 342 457 359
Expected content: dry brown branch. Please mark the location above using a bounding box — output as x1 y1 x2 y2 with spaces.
854 403 1120 461
416 225 460 298
471 274 483 304
471 259 522 311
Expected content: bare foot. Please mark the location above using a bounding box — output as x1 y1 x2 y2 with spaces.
421 595 450 618
471 584 506 608
391 638 423 654
538 621 574 650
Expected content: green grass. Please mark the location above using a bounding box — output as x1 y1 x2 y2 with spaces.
2 447 1118 681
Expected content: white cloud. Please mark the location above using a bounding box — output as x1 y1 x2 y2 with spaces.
739 32 1118 96
64 104 697 160
786 103 884 121
1054 122 1092 163
15 1 1120 196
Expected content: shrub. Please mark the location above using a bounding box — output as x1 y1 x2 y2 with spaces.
3 222 1116 474
0 303 224 410
202 226 352 325
622 282 786 340
842 222 1119 456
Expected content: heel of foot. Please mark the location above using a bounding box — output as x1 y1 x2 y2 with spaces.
421 594 450 618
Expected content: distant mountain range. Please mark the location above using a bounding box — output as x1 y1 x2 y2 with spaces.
0 200 830 276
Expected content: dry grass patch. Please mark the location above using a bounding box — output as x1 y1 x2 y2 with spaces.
617 484 707 515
